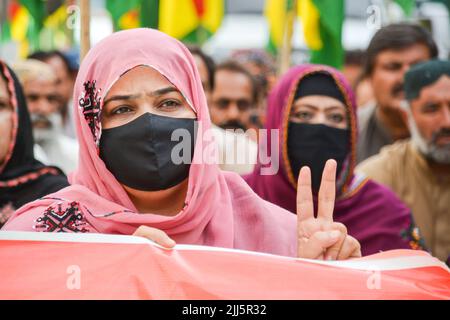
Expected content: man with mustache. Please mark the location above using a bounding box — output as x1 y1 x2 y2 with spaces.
357 60 450 265
189 47 257 174
211 61 258 133
28 50 78 139
209 60 259 173
13 60 78 174
357 23 438 163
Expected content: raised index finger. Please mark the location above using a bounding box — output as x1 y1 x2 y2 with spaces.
297 166 314 222
317 159 337 222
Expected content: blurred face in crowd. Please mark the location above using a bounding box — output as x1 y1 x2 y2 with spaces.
290 95 348 129
0 75 13 166
193 54 212 104
211 69 254 130
23 78 60 132
407 75 450 164
370 44 431 113
45 55 74 106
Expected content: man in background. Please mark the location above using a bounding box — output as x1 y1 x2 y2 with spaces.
28 50 78 138
189 47 257 174
211 60 259 133
357 23 438 163
13 59 78 174
357 60 450 265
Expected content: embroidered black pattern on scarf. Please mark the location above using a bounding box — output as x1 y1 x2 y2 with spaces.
34 201 90 233
79 80 102 146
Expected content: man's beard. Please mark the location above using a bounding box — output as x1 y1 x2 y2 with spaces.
31 112 63 145
408 115 450 164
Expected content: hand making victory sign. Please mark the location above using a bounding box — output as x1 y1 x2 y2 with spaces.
296 159 361 260
133 159 362 260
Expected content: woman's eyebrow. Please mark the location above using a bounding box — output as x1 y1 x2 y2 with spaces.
147 86 179 97
103 87 180 106
324 106 346 111
103 94 140 106
293 103 318 110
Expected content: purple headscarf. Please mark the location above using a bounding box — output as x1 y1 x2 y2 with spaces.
244 64 425 256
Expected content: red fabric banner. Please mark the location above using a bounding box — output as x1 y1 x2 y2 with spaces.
0 232 449 299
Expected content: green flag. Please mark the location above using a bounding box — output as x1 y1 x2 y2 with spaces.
300 0 344 69
20 0 46 49
106 0 142 30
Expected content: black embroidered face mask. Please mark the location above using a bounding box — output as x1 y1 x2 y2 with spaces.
100 112 197 191
287 123 350 194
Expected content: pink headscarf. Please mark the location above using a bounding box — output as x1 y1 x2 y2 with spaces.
3 28 297 256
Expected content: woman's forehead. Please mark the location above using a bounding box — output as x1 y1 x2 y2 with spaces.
103 65 196 112
107 66 175 94
293 95 347 110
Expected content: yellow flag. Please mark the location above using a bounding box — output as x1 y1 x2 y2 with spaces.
298 0 322 50
159 0 199 39
11 6 30 58
265 0 288 51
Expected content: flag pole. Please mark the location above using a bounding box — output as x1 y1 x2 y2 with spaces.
278 0 297 76
80 0 90 60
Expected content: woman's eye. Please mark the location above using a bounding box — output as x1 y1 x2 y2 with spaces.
111 106 133 115
159 99 181 109
295 111 312 120
329 113 345 123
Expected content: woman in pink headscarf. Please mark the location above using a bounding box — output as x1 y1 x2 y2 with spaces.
3 28 360 260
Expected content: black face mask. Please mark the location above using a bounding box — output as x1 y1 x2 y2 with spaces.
100 112 196 191
287 123 350 194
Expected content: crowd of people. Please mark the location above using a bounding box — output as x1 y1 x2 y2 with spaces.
0 23 448 265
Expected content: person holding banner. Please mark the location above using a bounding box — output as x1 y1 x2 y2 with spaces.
244 64 425 256
2 28 361 261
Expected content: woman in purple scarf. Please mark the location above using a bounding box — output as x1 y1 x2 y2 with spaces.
244 64 425 256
